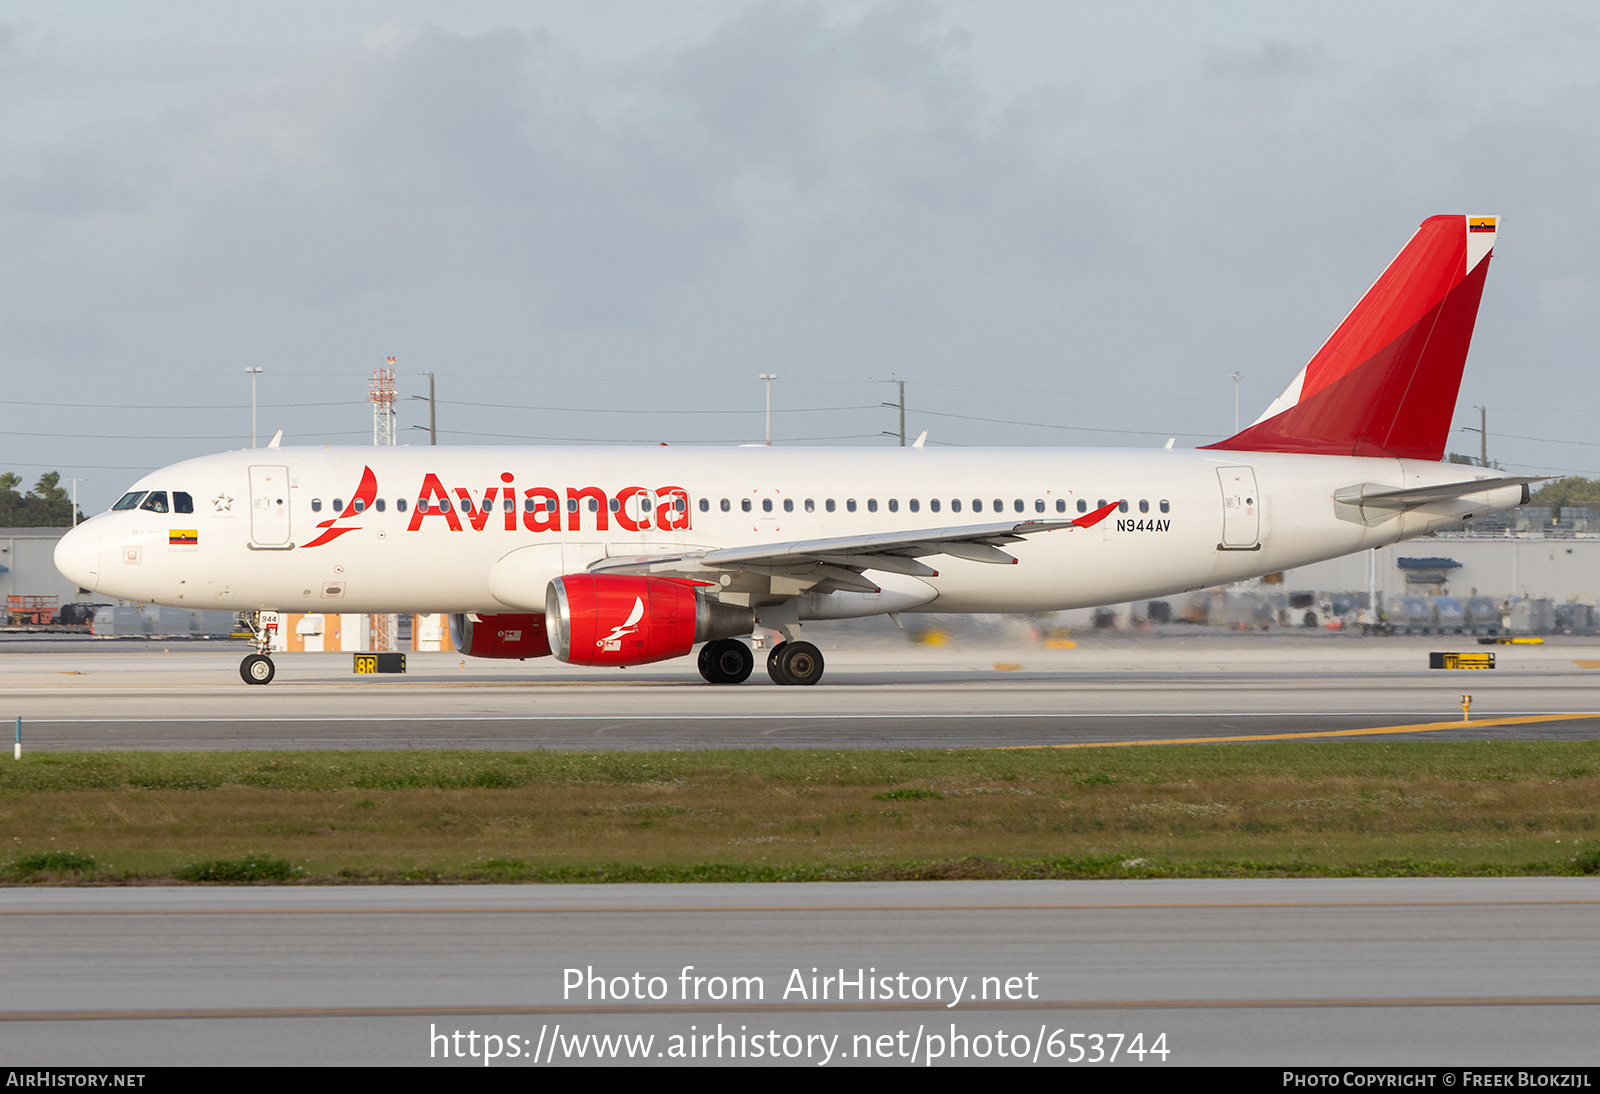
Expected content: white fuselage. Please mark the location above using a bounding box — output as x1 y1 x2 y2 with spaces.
55 445 1523 618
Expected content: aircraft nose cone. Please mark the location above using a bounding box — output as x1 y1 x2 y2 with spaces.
54 522 101 593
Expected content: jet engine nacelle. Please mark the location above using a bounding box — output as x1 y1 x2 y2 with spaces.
545 574 754 667
450 612 554 659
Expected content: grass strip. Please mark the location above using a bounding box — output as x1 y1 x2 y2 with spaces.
1 742 1597 884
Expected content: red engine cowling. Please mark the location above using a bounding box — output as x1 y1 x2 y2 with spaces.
545 574 752 667
450 613 553 659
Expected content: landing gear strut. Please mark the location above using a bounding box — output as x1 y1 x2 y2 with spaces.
766 640 824 686
698 638 754 684
239 610 277 686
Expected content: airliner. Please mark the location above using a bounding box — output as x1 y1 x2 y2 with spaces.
54 215 1535 686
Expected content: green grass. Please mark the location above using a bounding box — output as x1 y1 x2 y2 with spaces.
1 742 1597 884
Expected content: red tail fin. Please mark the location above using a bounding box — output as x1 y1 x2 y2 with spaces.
1204 215 1496 460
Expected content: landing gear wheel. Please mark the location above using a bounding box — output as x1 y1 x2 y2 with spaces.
768 640 824 686
240 654 275 685
698 639 754 684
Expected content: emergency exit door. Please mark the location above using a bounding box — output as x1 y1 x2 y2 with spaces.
1216 466 1260 549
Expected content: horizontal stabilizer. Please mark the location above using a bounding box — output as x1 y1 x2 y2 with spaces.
1334 475 1545 510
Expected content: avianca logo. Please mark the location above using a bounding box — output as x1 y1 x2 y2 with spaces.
599 597 645 651
405 474 691 534
302 466 377 549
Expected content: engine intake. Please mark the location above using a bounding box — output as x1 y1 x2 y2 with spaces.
450 612 554 659
545 574 754 666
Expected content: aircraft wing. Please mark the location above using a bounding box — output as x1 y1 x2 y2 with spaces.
589 503 1120 595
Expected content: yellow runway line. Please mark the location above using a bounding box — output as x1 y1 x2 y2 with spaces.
998 711 1600 750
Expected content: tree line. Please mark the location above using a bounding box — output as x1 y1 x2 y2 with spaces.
0 472 86 526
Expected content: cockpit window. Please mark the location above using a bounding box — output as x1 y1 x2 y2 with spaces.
173 492 194 514
139 491 170 513
112 491 147 511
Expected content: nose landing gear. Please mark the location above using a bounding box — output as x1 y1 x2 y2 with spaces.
239 610 277 685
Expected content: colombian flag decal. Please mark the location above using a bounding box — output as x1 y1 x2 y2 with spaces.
169 530 198 545
1469 217 1496 233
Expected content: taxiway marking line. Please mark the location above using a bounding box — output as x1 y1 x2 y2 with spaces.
997 711 1600 749
3 900 1598 917
15 711 1600 724
3 997 1598 1021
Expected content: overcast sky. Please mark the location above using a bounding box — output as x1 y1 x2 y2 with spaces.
2 1 1598 511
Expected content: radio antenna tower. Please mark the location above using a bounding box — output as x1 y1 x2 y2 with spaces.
371 358 398 446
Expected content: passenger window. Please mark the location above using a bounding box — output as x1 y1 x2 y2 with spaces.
867 499 878 513
1118 500 1129 513
1077 499 1087 512
847 499 857 513
972 499 981 512
112 491 146 511
909 499 919 513
887 499 898 513
762 499 773 513
608 498 620 512
375 498 386 513
699 498 710 512
567 498 579 513
951 499 961 512
826 499 836 512
139 492 169 513
353 498 366 514
1139 499 1149 513
397 499 407 513
783 498 793 512
311 499 322 513
721 498 731 512
930 499 940 513
461 499 473 514
334 498 344 512
1013 499 1023 513
1097 499 1106 509
642 497 653 511
993 499 1003 512
1035 500 1045 513
1056 499 1066 513
587 498 599 513
742 499 752 512
174 491 194 514
1160 500 1170 513
804 499 815 513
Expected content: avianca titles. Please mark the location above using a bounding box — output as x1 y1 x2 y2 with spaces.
55 214 1537 686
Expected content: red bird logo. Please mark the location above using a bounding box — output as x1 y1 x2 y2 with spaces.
301 466 378 549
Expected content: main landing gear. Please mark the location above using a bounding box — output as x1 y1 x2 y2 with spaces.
766 640 824 686
239 610 277 686
698 638 754 684
696 638 825 685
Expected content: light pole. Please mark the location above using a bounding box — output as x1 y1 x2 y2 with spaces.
244 367 263 447
66 478 85 526
759 373 777 445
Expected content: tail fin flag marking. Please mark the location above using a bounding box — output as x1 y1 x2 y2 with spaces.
1204 215 1496 461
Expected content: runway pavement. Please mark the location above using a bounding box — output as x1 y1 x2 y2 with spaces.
2 878 1596 1066
7 634 1600 749
3 634 1600 750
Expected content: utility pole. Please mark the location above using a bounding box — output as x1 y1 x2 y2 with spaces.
410 372 436 444
1230 371 1242 433
759 373 777 445
881 379 905 446
1463 405 1489 467
244 367 263 447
